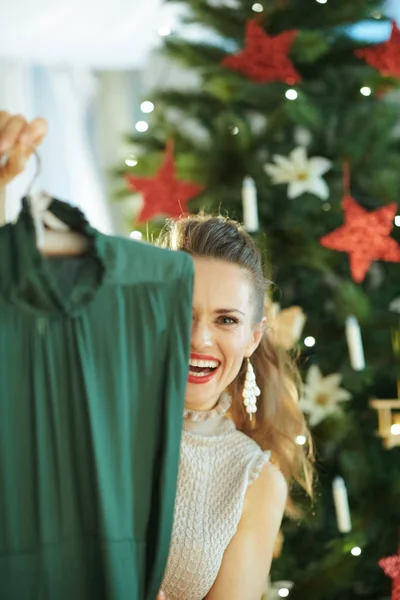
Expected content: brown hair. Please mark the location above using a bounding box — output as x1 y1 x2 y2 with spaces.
157 214 314 504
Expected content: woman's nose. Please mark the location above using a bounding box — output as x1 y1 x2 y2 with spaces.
191 320 213 350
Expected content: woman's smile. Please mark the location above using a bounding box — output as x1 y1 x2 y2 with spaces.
188 353 221 384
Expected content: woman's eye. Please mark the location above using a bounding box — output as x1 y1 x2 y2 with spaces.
218 316 238 325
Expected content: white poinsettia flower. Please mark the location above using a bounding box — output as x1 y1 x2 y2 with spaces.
300 365 351 427
264 146 332 200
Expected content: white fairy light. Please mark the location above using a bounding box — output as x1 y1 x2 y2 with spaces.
140 101 155 113
360 86 372 97
316 0 328 4
351 547 362 556
395 215 400 227
252 3 263 11
285 89 298 100
135 121 149 133
230 126 239 135
296 435 307 446
130 231 143 240
391 424 400 435
278 588 290 598
304 336 316 348
157 25 171 37
125 155 138 167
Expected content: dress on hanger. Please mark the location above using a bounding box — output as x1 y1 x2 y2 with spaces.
0 198 193 600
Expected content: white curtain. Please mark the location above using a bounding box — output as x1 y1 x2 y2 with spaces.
0 64 115 233
48 68 114 233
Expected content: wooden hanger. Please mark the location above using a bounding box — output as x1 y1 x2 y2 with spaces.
29 191 90 257
26 149 90 257
1 147 90 256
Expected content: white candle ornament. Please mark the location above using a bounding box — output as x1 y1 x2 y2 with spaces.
333 476 352 533
345 316 365 371
242 177 259 233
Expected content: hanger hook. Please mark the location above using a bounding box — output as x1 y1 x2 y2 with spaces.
0 145 41 197
25 147 42 197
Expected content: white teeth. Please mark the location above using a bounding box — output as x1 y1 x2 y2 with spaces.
188 370 210 377
188 358 219 368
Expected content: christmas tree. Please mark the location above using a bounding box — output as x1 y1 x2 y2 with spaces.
118 1 400 598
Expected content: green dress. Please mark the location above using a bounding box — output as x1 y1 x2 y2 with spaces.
0 198 193 600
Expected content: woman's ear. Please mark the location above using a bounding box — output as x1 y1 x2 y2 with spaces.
246 317 267 357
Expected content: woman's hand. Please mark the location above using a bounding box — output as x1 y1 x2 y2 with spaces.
0 112 47 187
156 592 166 599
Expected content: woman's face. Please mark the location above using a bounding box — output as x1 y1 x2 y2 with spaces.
186 257 263 412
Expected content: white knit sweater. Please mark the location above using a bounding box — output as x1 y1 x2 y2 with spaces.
162 394 271 600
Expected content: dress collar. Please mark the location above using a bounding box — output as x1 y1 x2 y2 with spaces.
0 197 107 317
183 393 234 437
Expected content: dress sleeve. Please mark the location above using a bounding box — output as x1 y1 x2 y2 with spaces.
145 254 194 600
247 450 271 487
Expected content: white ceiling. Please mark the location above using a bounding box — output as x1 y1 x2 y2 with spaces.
0 0 180 69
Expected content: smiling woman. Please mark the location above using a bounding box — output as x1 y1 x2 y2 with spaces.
157 214 314 600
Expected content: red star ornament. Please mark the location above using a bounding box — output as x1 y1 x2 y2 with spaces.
222 19 301 84
356 22 400 78
320 195 400 283
379 548 400 600
126 141 204 223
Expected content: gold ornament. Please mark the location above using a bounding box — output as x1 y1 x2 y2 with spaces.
370 395 400 449
269 303 307 350
371 321 400 449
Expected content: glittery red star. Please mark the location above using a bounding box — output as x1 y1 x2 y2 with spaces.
126 141 204 223
379 548 400 600
320 195 400 283
222 19 301 84
356 22 400 78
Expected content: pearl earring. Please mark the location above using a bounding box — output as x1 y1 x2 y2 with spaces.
243 358 261 421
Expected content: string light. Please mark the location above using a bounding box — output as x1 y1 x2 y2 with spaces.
157 25 171 37
395 215 400 227
140 101 155 113
296 435 307 446
391 424 400 435
316 0 328 4
285 89 298 100
125 155 138 167
278 588 290 598
252 2 263 11
135 121 149 133
304 336 316 348
230 126 239 135
372 11 382 19
360 86 372 97
130 231 143 240
351 547 362 556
